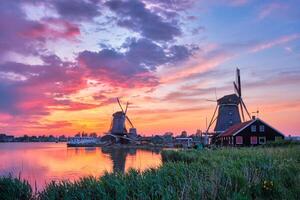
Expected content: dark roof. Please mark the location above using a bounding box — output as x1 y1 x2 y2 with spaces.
219 120 253 137
218 117 285 137
217 94 240 105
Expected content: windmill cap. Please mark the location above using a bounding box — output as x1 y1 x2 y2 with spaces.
217 94 240 105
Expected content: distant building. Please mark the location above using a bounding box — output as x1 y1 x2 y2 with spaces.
151 135 164 144
0 134 14 142
216 117 284 146
175 137 193 148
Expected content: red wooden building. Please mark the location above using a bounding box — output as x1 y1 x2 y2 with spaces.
216 117 285 146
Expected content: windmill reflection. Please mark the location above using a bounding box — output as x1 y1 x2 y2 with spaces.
101 147 135 172
101 147 161 173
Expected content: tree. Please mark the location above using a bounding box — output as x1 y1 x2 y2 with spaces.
180 131 187 138
75 133 81 137
89 132 97 138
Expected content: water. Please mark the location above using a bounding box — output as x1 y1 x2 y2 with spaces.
0 142 162 189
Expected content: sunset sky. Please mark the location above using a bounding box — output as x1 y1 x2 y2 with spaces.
0 0 299 136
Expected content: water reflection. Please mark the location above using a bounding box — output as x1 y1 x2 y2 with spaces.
101 147 131 173
0 143 162 189
101 147 161 173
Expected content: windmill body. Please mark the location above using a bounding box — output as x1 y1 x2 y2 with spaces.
104 98 138 144
111 111 127 136
214 94 241 132
207 68 251 134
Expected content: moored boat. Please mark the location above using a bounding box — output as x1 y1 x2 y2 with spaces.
67 136 98 147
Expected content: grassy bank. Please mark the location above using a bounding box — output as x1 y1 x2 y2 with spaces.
1 145 299 200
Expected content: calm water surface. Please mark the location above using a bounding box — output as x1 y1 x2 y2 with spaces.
0 143 162 189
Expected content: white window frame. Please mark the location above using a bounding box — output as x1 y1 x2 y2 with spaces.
236 136 243 145
250 136 258 145
259 136 266 144
259 125 265 132
251 125 257 132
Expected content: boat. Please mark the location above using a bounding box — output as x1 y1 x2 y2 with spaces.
67 136 99 147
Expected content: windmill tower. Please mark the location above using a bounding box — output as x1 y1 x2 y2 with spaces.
207 68 251 133
110 98 136 137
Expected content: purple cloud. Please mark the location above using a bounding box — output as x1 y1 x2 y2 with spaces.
78 38 193 87
0 1 41 55
105 0 181 41
143 0 196 11
51 0 102 21
0 1 81 59
0 55 89 117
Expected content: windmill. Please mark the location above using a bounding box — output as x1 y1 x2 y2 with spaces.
206 68 251 133
106 98 138 143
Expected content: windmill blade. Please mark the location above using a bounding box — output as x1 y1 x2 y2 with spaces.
241 99 251 120
205 99 217 102
207 115 217 133
124 102 129 115
214 88 218 101
233 82 240 97
126 116 134 128
206 105 218 133
236 68 241 97
240 103 245 122
117 98 124 113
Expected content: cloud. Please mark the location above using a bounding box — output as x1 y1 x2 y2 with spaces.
250 33 300 53
105 0 181 41
162 68 300 105
0 1 81 61
160 47 232 83
0 1 42 55
30 120 73 129
258 3 286 20
143 0 197 11
51 0 102 21
78 37 194 87
0 55 89 117
22 18 80 41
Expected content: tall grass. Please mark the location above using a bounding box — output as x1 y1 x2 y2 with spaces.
0 175 33 200
1 146 299 200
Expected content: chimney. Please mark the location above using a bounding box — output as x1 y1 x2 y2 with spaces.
252 116 256 120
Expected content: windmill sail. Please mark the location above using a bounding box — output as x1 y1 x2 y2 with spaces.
208 68 251 133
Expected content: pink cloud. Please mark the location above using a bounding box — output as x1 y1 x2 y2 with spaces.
250 33 300 53
258 3 288 20
23 18 80 41
160 49 232 83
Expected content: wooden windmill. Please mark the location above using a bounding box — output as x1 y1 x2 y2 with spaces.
206 68 251 133
107 98 137 143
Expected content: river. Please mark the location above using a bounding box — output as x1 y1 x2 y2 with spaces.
0 142 162 190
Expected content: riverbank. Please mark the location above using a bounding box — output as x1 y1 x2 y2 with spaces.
1 143 299 200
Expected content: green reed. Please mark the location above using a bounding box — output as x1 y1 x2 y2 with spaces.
0 175 33 200
1 144 299 200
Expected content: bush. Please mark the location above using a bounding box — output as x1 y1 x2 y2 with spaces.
264 140 300 147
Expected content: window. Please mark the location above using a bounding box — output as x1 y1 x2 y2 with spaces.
275 136 283 141
251 136 258 144
259 125 265 132
259 136 266 144
236 136 243 144
251 125 257 132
